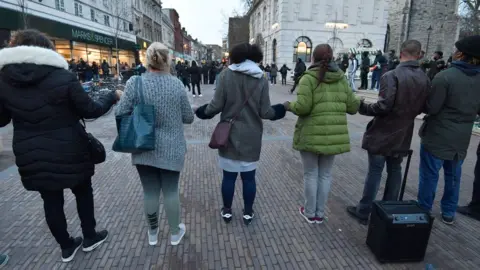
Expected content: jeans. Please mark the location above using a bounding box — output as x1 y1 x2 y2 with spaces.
300 151 335 218
182 77 190 91
356 153 403 216
39 179 97 249
360 70 368 89
371 70 380 90
348 71 357 91
266 72 270 81
470 152 480 209
418 145 464 218
222 170 256 214
270 75 277 84
192 82 201 95
136 165 181 234
281 75 287 85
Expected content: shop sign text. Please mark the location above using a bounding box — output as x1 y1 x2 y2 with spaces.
71 29 114 46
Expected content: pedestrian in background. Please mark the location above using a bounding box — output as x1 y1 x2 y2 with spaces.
370 51 387 90
341 54 349 73
195 43 286 226
289 58 306 94
202 63 209 84
387 50 400 71
181 61 191 91
0 29 120 262
265 64 271 82
359 51 370 90
115 42 194 246
92 61 99 80
347 53 358 92
280 64 291 85
418 36 480 225
101 59 110 79
270 63 278 85
427 51 446 80
189 60 202 97
346 40 430 225
283 44 360 224
209 62 217 84
170 59 177 76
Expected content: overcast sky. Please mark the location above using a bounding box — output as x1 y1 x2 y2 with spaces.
162 0 245 45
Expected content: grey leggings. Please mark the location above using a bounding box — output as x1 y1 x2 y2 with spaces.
136 165 181 234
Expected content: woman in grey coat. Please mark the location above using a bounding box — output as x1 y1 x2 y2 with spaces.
195 43 286 225
115 42 194 246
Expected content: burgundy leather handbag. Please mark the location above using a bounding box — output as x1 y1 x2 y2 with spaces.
208 89 254 149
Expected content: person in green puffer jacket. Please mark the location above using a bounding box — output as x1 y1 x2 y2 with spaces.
284 44 360 224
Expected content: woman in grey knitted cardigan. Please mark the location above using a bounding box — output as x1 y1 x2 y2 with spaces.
115 42 194 246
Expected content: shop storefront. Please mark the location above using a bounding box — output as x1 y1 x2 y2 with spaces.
0 7 136 75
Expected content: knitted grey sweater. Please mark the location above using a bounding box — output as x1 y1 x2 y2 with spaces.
115 73 194 171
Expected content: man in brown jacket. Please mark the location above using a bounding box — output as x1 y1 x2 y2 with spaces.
346 40 430 224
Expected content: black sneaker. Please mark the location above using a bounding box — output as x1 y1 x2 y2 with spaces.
61 237 83 263
346 206 369 225
243 210 255 225
82 230 108 252
221 208 233 223
441 215 454 225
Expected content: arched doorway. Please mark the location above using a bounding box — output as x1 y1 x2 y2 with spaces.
293 36 312 62
272 39 277 63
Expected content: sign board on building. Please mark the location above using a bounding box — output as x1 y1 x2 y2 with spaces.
71 29 114 46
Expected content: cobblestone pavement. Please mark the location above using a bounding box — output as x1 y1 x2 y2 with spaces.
1 83 480 270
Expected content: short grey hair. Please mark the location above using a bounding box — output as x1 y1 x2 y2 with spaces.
146 42 170 71
400 40 422 57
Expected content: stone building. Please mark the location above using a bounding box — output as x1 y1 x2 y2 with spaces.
248 0 389 76
228 16 250 49
386 0 460 59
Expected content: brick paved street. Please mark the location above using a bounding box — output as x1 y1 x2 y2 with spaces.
1 83 480 270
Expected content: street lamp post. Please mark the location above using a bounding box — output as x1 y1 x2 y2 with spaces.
325 12 349 54
426 25 433 56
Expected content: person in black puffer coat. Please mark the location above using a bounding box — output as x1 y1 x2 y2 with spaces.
0 30 121 262
189 60 202 97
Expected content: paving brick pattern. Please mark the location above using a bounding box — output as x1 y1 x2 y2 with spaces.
1 84 480 270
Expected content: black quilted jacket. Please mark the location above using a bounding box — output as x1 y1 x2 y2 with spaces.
0 46 116 191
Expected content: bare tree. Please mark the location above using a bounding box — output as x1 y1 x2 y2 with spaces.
17 0 28 29
109 0 131 81
460 0 480 37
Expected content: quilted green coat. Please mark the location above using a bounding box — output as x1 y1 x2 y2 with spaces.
289 67 360 155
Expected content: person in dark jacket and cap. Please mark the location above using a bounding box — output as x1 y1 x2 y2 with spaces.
0 29 122 262
418 35 480 225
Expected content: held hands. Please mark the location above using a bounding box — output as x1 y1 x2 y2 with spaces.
283 101 290 111
115 90 123 101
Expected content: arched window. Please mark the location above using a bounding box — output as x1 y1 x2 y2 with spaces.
263 7 267 30
272 39 277 63
327 37 344 51
293 36 312 62
357 39 373 48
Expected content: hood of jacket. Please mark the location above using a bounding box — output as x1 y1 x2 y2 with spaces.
0 46 68 87
228 59 264 79
303 62 344 83
451 61 480 76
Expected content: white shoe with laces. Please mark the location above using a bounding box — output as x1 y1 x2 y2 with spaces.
148 228 159 246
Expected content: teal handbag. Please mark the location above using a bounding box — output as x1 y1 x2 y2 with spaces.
112 76 156 153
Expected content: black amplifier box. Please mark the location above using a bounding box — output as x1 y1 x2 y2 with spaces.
366 200 434 263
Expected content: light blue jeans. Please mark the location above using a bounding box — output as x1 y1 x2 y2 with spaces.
300 151 335 218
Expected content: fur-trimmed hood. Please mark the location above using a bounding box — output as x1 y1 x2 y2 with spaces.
0 46 68 70
0 46 69 87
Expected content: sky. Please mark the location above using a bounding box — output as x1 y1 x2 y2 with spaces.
162 0 245 45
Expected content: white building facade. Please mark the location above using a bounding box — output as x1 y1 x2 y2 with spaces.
249 0 389 74
161 9 175 51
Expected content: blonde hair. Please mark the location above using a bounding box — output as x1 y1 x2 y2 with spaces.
146 42 170 71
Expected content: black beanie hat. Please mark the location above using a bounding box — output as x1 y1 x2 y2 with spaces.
455 35 480 58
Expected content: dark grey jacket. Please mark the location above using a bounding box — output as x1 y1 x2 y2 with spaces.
420 65 480 160
196 69 284 162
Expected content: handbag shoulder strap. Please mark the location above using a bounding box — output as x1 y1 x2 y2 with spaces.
136 76 145 104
